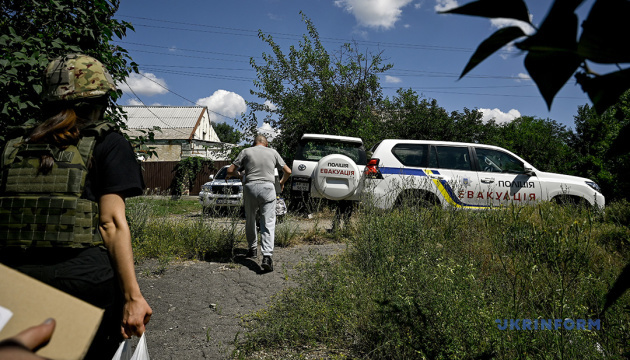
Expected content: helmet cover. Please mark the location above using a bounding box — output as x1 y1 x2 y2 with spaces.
43 53 117 102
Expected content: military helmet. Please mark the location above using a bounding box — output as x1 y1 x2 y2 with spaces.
43 53 117 102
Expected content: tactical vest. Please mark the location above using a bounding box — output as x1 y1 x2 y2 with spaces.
0 122 115 249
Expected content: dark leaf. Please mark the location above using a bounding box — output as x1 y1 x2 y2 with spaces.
576 68 630 114
602 262 630 313
578 0 630 64
524 50 581 109
460 26 527 79
517 0 580 51
440 0 531 24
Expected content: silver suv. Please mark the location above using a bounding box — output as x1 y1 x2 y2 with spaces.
199 165 243 213
290 134 367 202
365 139 605 209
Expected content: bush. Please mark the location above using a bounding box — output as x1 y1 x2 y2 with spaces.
236 199 630 359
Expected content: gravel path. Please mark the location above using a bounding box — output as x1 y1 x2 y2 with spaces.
134 242 346 359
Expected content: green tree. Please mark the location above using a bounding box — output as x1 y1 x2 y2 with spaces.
0 0 136 142
212 121 242 144
442 0 630 114
239 12 392 159
380 88 494 143
570 92 630 200
492 116 573 174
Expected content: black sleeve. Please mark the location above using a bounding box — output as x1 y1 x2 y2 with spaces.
84 131 145 201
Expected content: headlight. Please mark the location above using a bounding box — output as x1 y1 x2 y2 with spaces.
585 181 601 193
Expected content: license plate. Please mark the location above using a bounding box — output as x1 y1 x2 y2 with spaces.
292 182 310 192
216 199 239 205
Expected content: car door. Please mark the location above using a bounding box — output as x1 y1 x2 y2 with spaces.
473 147 542 207
428 145 488 208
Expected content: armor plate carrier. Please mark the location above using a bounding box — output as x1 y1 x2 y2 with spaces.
0 122 114 248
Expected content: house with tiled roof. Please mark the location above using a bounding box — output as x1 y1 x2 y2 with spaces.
122 105 230 161
121 105 233 194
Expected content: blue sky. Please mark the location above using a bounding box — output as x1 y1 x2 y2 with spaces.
115 0 601 135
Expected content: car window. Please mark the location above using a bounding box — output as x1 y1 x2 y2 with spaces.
475 148 525 173
434 146 472 170
215 167 228 180
391 144 428 167
295 139 367 165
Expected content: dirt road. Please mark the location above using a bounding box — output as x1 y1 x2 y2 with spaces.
134 242 346 359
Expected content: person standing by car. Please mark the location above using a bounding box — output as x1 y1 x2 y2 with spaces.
0 54 152 359
227 134 291 272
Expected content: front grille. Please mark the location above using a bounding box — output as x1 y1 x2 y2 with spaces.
212 185 240 195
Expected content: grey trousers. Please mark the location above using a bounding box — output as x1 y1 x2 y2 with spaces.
243 181 276 256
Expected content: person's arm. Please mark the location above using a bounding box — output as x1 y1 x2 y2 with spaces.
226 164 240 179
0 318 55 359
99 193 152 339
279 164 291 191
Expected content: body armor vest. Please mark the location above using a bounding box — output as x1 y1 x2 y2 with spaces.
0 122 115 249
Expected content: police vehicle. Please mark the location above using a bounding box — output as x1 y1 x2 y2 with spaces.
364 140 605 209
290 134 367 202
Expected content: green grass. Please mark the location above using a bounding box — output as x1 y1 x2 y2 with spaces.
127 196 200 217
234 201 630 359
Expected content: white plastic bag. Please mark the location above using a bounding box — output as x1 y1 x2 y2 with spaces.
112 333 150 360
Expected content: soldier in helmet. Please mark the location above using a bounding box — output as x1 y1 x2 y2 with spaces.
0 54 152 359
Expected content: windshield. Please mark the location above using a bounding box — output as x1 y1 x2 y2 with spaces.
214 167 228 180
295 139 367 165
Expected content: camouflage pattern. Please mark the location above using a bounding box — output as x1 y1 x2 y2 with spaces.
43 53 117 102
0 122 115 249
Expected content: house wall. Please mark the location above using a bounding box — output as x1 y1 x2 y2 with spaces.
149 143 182 162
194 110 220 142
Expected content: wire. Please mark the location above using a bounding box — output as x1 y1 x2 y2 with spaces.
132 72 237 120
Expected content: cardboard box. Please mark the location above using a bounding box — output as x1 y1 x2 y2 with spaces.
0 263 104 360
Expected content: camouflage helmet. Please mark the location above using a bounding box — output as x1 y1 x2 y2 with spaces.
43 53 117 102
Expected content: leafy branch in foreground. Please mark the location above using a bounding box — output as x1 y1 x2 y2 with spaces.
441 0 630 114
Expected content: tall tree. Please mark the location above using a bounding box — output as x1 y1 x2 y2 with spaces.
239 12 392 159
570 91 630 200
212 122 242 144
0 0 136 142
492 116 573 174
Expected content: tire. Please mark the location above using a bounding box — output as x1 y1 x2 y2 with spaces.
313 154 360 200
395 190 440 209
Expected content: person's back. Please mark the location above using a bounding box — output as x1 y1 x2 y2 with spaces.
239 145 283 184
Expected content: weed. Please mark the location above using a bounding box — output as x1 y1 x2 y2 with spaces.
235 198 630 359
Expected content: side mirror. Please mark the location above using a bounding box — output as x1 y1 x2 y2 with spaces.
209 175 214 180
524 167 535 176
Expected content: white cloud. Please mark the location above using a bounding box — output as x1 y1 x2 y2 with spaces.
516 73 531 82
490 17 535 35
414 1 424 9
196 90 247 123
125 98 163 106
479 108 521 124
334 0 414 29
126 98 143 106
264 100 277 111
385 75 402 83
120 72 168 96
258 122 280 142
434 0 458 12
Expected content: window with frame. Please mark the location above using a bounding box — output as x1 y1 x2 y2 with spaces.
475 147 525 173
434 146 472 170
391 144 429 167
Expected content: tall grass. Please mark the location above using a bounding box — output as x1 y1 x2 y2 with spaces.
236 201 630 359
126 197 244 262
